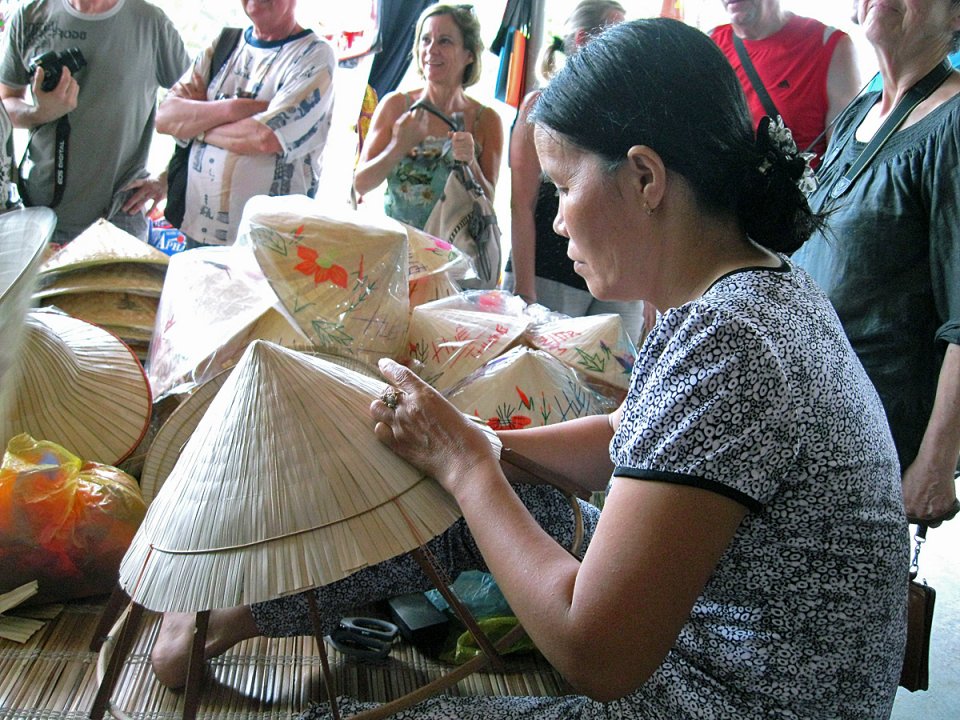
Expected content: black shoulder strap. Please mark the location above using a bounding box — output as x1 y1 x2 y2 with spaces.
830 59 952 198
408 98 459 132
733 33 781 120
210 27 243 82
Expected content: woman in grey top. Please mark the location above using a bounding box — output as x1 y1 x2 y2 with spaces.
793 0 960 527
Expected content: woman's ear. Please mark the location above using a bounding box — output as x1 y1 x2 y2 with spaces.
625 145 667 211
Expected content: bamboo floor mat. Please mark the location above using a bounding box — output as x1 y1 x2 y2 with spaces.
0 597 568 719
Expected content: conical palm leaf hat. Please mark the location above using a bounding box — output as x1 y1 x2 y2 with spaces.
0 308 152 465
38 219 169 278
242 195 410 365
119 340 491 613
0 208 57 419
407 291 531 392
33 263 165 300
401 222 467 281
445 347 609 430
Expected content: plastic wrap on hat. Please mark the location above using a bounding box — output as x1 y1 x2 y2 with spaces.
401 222 470 281
146 244 310 401
409 270 461 312
407 295 530 392
242 195 410 367
424 288 528 316
119 341 501 612
0 208 57 422
445 347 610 430
527 313 637 392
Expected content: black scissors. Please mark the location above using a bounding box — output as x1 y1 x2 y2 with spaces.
328 617 399 661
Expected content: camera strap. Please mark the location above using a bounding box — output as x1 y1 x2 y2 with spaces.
17 113 70 209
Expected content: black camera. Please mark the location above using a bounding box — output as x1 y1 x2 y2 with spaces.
28 47 87 92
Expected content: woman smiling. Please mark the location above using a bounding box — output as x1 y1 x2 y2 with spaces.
352 4 503 230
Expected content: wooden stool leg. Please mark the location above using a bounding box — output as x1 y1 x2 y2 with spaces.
181 610 210 720
89 602 144 720
89 584 130 652
411 548 505 671
306 593 342 720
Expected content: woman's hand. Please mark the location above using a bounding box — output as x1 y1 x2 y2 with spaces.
902 457 959 526
392 107 431 155
370 358 499 497
449 130 476 163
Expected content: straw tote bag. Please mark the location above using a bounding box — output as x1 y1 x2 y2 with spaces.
415 100 501 289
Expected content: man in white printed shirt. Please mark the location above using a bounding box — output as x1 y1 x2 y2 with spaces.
156 0 335 246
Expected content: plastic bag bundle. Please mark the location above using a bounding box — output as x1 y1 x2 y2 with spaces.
36 219 170 362
0 434 146 605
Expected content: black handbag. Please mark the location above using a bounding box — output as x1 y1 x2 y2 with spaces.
163 27 243 228
900 524 935 692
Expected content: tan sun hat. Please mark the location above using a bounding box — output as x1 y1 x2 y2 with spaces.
0 308 152 466
33 263 165 300
241 195 410 367
401 222 468 281
0 208 58 420
139 353 378 505
38 219 169 278
40 291 159 333
138 369 231 505
407 291 531 392
119 340 498 613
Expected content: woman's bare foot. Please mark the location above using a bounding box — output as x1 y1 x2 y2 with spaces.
150 607 259 689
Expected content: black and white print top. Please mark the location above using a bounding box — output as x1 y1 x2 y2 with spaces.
608 258 908 719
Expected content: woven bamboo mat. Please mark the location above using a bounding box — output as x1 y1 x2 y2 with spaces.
0 597 567 719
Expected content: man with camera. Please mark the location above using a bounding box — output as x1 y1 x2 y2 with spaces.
0 0 189 245
155 0 335 246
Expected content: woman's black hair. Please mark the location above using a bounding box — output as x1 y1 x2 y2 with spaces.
531 18 825 253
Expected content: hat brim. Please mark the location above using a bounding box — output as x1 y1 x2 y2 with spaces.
1 309 152 466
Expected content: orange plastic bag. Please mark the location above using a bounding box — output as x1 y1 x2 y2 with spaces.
0 433 147 605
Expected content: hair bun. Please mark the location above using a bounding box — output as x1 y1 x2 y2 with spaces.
755 116 817 195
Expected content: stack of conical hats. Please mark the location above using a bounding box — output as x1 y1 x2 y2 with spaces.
120 341 497 612
34 219 168 362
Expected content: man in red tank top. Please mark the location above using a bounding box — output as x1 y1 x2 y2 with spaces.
711 0 861 167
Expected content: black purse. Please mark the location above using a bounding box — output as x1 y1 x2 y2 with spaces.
900 524 935 692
